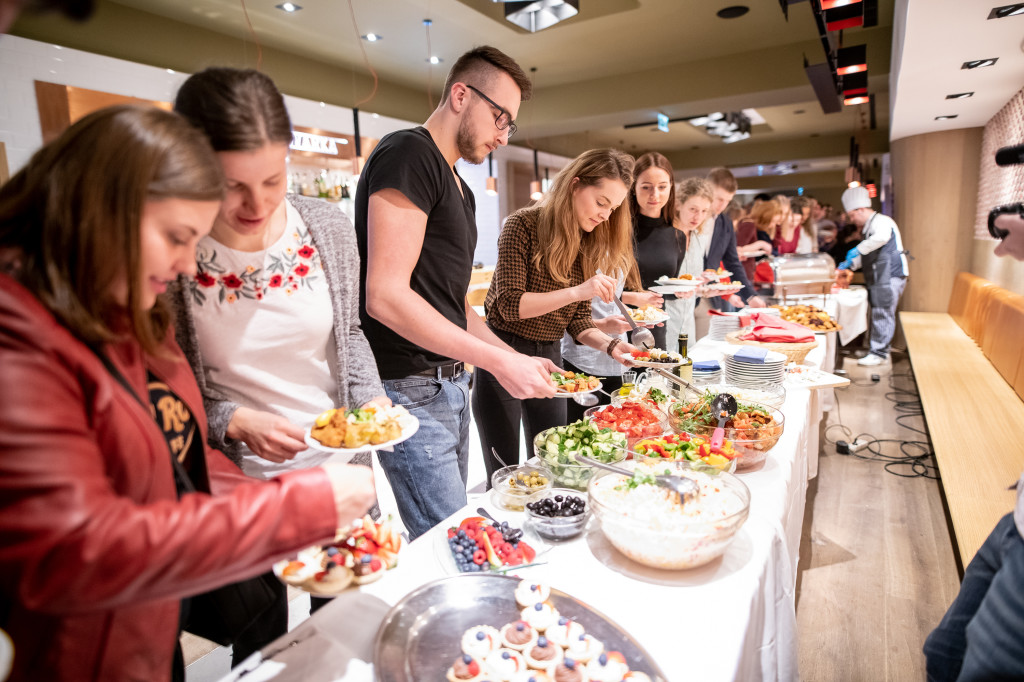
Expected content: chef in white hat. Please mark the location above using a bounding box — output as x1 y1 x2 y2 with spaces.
836 185 909 366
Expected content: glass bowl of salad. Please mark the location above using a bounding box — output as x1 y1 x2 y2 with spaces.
583 401 669 449
533 420 628 491
588 460 750 569
668 394 785 471
631 433 738 473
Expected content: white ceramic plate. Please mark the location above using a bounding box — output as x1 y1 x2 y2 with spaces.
628 308 670 324
304 411 419 458
655 276 701 287
553 379 604 399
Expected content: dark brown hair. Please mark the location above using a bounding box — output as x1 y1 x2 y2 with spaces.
0 105 224 354
174 68 292 152
706 166 738 194
441 45 532 104
629 152 676 225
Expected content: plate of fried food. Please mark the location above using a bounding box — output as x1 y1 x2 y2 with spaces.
771 304 842 332
551 370 603 397
274 514 403 597
305 404 419 458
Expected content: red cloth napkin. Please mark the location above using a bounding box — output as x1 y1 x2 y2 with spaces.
739 312 815 343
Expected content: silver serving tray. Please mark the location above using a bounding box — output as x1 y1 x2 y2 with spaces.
373 574 667 681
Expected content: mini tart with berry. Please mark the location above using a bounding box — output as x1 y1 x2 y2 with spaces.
500 620 539 651
447 653 486 682
514 581 551 608
551 657 588 682
584 651 628 682
483 648 528 681
524 635 564 672
511 671 553 682
564 633 603 665
462 625 502 659
309 561 354 595
351 553 387 585
544 617 584 649
520 601 559 632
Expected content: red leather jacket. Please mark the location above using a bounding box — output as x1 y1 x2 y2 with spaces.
0 274 339 681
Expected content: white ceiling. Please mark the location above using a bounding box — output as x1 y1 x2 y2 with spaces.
890 0 1024 141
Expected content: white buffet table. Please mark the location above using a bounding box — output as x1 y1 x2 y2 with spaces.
232 340 834 682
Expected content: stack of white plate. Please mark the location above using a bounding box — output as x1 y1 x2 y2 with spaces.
723 348 787 387
708 315 741 341
692 361 722 385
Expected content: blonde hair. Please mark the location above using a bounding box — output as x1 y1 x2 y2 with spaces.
674 177 714 234
532 148 638 289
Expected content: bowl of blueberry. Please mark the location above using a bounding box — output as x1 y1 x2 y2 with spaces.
525 489 589 541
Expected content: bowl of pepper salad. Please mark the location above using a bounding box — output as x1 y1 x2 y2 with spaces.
632 433 738 473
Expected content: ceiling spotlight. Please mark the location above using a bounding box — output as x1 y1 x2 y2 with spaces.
166 68 175 74
716 6 750 19
935 115 959 120
361 33 382 42
843 95 870 106
505 0 579 33
945 92 975 99
988 3 1024 19
962 58 998 69
275 3 302 12
427 56 443 64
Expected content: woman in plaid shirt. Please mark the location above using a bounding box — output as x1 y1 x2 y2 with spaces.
474 148 640 478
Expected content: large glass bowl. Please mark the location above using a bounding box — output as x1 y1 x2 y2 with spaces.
532 427 628 491
587 460 750 569
695 382 786 410
668 398 785 471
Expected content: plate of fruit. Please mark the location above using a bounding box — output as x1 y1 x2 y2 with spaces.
437 515 542 575
273 514 402 597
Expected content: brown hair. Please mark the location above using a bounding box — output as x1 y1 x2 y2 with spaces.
629 152 676 225
532 149 638 289
174 68 292 152
0 105 224 355
706 166 738 194
441 45 532 104
749 198 783 240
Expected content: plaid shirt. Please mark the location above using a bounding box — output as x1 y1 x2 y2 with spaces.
485 207 595 343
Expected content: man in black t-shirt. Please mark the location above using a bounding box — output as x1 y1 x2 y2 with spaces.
354 46 557 539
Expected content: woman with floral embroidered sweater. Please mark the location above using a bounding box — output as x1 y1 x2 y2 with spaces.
168 68 386 655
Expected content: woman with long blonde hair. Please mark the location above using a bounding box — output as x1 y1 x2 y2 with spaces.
475 148 639 478
664 177 714 343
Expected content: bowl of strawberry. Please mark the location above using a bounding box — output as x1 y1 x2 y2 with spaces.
584 401 668 449
446 516 537 573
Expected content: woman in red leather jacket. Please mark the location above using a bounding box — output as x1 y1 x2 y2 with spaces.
0 105 376 681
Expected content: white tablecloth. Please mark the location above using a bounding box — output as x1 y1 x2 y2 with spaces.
243 343 830 682
832 286 869 345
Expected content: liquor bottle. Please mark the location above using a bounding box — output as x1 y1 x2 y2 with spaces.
675 334 693 384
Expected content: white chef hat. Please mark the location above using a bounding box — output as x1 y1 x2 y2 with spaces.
841 186 872 212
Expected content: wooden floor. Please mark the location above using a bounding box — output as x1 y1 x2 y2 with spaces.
796 353 961 681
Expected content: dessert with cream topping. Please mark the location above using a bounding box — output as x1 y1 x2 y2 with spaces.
520 601 559 632
462 625 502 659
524 635 564 671
447 653 485 682
500 620 539 651
484 648 527 681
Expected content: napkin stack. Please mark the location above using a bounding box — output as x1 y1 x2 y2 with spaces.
739 313 815 343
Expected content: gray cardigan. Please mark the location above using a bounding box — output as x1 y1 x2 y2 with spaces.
169 194 384 466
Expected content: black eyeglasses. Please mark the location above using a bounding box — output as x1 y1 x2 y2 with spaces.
465 84 517 138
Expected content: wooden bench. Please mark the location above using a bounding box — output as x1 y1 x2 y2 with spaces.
900 271 1024 571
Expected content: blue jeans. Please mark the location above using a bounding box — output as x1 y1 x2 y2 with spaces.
378 371 471 540
923 513 1024 681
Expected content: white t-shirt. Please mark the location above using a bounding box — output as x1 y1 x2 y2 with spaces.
560 270 628 377
191 202 338 479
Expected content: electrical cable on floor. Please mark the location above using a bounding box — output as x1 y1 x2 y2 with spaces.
823 357 938 480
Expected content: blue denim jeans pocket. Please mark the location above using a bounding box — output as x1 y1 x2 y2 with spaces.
378 372 471 539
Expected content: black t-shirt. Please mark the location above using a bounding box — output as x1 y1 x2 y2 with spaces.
148 372 206 496
634 214 682 289
354 127 478 379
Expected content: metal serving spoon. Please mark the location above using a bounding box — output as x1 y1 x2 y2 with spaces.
574 452 698 504
611 296 655 350
570 386 616 408
710 392 739 449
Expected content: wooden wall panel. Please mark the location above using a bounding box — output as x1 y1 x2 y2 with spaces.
34 80 70 146
891 128 982 313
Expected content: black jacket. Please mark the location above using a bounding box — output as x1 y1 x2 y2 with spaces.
704 213 757 302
